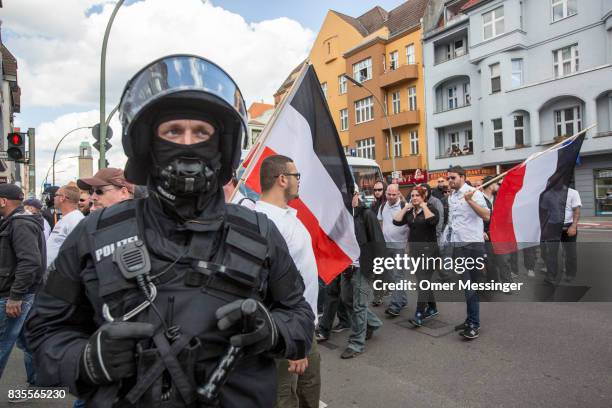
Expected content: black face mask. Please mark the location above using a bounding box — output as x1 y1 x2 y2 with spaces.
152 137 221 196
150 137 223 220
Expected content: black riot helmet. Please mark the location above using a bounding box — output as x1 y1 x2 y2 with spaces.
119 55 248 190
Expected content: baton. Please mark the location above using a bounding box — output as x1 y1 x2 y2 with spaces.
197 298 258 406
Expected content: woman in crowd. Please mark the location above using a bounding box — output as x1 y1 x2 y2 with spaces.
392 186 440 327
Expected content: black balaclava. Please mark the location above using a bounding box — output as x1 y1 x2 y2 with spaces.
150 108 224 221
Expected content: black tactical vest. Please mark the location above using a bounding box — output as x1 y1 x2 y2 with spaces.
75 199 273 407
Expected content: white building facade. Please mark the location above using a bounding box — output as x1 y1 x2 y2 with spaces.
423 0 612 216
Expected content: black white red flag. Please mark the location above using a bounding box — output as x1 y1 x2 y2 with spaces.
490 133 585 254
234 64 359 283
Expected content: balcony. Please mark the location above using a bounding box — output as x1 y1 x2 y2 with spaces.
379 64 418 88
387 110 419 128
381 154 424 173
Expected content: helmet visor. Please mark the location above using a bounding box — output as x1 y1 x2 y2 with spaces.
119 55 246 125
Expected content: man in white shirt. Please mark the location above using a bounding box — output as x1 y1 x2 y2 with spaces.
46 185 84 267
446 166 490 340
377 183 409 317
545 187 581 284
255 154 320 408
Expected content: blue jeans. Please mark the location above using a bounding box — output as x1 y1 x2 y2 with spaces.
0 293 36 384
387 247 408 313
341 267 383 352
454 244 484 328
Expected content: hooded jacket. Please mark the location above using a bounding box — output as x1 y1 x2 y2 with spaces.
0 206 46 300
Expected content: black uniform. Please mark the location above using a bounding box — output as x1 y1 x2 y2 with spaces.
26 193 314 407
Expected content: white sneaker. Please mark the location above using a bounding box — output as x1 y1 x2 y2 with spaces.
527 269 535 277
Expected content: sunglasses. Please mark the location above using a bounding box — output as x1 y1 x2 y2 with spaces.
373 188 384 192
276 173 301 180
447 176 458 180
90 186 118 196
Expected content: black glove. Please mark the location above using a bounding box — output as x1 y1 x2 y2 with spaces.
79 322 155 385
215 299 279 355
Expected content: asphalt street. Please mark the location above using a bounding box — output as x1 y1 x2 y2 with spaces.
1 229 611 408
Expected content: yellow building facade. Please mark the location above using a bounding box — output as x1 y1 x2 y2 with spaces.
307 2 430 181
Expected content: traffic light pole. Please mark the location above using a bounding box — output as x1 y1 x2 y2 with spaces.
27 128 35 197
99 0 125 170
52 126 93 186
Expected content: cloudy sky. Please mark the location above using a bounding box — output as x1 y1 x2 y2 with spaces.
2 0 403 192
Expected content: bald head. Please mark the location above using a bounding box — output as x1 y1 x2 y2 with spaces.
386 183 400 204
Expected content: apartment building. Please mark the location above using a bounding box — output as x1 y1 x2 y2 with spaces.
276 0 430 183
423 0 612 216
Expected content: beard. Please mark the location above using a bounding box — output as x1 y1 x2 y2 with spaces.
285 188 299 202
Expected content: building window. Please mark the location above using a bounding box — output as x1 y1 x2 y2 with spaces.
410 131 419 154
483 6 504 40
552 0 577 22
338 75 347 94
450 132 460 150
448 86 458 110
514 115 525 145
594 169 612 216
463 83 471 105
408 87 417 111
554 44 579 78
511 59 524 87
391 91 401 114
357 137 375 159
355 97 374 124
555 106 581 137
493 118 503 148
393 134 402 157
442 38 466 63
321 82 327 98
466 129 473 152
390 51 399 70
353 57 372 83
340 109 348 131
490 63 501 93
406 44 415 64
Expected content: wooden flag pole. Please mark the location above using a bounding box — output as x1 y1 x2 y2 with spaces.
229 62 312 203
478 123 596 191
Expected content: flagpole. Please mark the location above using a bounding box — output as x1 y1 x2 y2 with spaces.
478 123 595 191
229 61 312 202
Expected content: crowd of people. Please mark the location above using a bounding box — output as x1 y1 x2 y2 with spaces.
0 54 583 408
0 161 584 406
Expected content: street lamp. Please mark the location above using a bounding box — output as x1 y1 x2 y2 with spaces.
342 74 396 173
43 155 79 189
52 127 93 185
99 0 125 170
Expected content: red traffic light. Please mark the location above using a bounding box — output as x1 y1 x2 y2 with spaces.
10 133 23 146
6 132 26 161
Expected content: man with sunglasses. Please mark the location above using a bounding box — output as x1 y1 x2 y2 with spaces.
78 191 92 216
255 154 321 408
445 166 490 340
77 168 134 210
26 55 313 408
46 185 84 267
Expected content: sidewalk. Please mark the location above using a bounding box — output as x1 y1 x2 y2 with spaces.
578 216 612 229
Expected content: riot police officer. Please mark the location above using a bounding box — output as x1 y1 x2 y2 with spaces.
26 55 315 408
